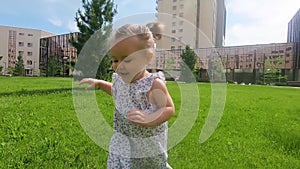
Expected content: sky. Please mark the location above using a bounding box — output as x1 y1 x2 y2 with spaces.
0 0 300 46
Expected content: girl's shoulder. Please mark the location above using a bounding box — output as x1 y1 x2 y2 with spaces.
151 77 167 92
152 71 166 83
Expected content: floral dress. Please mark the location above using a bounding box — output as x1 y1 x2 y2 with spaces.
107 73 172 169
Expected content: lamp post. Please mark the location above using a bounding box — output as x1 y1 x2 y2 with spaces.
33 61 36 76
3 62 6 75
263 53 266 84
62 56 68 77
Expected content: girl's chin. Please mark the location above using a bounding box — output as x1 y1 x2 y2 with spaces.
119 75 133 83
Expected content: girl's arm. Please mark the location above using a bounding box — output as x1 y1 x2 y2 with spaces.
79 78 112 95
128 78 175 127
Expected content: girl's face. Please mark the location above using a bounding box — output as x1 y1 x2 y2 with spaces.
111 37 152 83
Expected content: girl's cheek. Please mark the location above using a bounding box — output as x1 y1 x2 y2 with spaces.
112 63 117 71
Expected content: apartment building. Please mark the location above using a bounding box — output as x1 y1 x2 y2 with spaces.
287 8 300 80
151 42 297 82
0 26 54 76
40 33 78 77
155 0 226 50
288 9 300 43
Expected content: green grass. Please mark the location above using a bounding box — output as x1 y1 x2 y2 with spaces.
0 77 299 168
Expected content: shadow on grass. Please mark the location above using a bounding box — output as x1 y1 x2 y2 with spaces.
0 87 84 97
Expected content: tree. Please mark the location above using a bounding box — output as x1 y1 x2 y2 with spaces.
14 55 25 76
263 56 287 84
69 0 117 80
179 45 197 82
48 55 59 76
165 58 175 70
206 51 226 82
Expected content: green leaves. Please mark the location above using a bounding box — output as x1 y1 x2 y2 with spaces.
179 46 197 82
70 0 117 80
13 55 25 76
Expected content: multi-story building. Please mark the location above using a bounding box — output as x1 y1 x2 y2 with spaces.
40 33 78 76
288 9 300 43
152 42 297 82
0 26 54 76
155 0 226 49
0 25 78 77
287 8 300 80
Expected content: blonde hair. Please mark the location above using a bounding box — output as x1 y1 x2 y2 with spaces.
111 22 164 50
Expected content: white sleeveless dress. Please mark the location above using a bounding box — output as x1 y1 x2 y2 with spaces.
107 73 172 169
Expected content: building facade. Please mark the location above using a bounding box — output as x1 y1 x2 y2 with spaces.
150 42 298 82
155 0 226 50
288 9 300 43
40 33 78 77
287 8 300 79
0 25 78 77
0 26 54 76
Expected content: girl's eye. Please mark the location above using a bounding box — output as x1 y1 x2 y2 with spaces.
123 59 132 63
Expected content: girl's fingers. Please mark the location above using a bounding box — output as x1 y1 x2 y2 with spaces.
79 78 95 90
79 78 95 84
79 78 89 84
85 84 94 90
128 110 145 122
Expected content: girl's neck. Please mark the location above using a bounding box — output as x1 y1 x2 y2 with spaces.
131 70 149 83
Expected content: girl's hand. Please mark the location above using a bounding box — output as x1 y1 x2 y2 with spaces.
127 109 150 127
127 109 163 127
79 78 97 90
79 78 112 95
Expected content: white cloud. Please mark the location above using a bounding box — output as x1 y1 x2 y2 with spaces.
67 20 79 32
225 0 300 46
48 18 62 27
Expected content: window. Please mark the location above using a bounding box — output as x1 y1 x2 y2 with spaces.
19 33 24 36
28 34 34 36
172 14 176 18
18 51 24 56
19 42 24 47
27 60 33 65
173 6 177 10
27 52 33 56
180 4 184 9
286 47 292 51
179 13 184 17
179 21 184 25
27 43 33 47
179 29 183 33
171 46 175 50
171 37 176 42
172 30 176 33
25 69 33 76
172 22 176 26
173 0 177 2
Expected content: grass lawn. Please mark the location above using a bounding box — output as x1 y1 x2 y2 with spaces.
0 76 299 168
